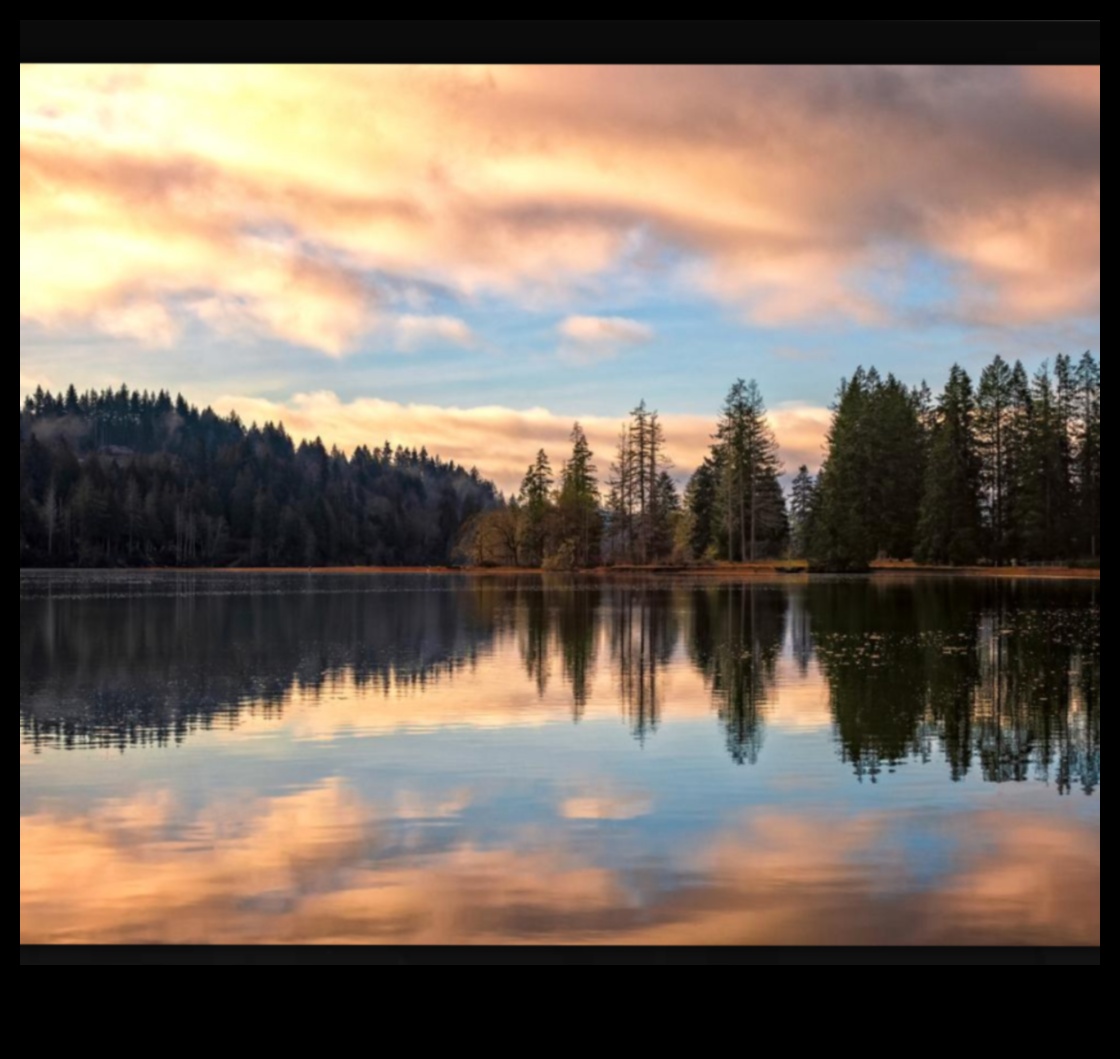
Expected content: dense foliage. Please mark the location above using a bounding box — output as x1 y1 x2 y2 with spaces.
802 353 1100 571
19 386 501 568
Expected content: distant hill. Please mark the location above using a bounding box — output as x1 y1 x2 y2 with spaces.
19 385 501 568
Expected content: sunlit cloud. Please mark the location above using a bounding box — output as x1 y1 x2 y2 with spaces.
213 391 832 492
558 315 655 364
394 314 475 352
560 316 654 345
19 64 1099 361
91 300 181 348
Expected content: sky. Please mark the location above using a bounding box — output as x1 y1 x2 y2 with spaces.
19 65 1099 493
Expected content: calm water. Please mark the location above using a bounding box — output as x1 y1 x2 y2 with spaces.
19 572 1100 946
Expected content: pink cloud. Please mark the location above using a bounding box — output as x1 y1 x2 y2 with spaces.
560 316 654 345
19 65 1099 356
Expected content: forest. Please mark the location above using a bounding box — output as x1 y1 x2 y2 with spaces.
19 351 1099 571
19 386 501 568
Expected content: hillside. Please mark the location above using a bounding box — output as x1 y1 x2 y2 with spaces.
19 386 501 568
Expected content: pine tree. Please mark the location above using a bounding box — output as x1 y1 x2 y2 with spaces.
976 356 1015 564
607 425 636 564
712 380 785 562
915 366 982 566
866 374 926 560
557 423 602 568
1015 363 1075 562
652 471 681 561
606 402 673 565
1053 354 1078 557
684 458 719 562
808 371 875 572
1003 361 1033 562
518 449 554 567
809 370 928 569
789 466 817 559
1075 352 1100 559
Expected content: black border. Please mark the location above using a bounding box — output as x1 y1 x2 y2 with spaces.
20 20 1100 65
19 19 1100 970
19 947 1102 967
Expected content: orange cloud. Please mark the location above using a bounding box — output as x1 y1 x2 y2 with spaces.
212 391 831 492
19 65 1099 357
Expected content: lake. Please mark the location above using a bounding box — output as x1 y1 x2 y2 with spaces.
19 572 1100 946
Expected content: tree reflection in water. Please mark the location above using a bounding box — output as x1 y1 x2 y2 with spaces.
20 573 1100 793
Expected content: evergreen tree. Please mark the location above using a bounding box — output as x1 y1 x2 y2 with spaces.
517 449 555 567
712 380 785 562
606 425 636 565
976 356 1015 564
866 374 926 560
808 371 876 572
809 370 927 570
915 366 982 566
1015 363 1076 562
684 458 719 562
1075 353 1100 559
789 466 817 560
556 423 602 569
652 471 682 561
606 402 674 564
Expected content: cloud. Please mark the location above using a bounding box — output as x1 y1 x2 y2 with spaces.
394 315 475 351
558 315 654 364
91 300 181 348
20 65 1099 358
212 391 832 493
560 316 654 346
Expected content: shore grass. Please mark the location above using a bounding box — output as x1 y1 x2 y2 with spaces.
94 560 1099 581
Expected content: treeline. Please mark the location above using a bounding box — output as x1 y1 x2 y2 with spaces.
19 385 501 568
796 353 1100 570
460 383 789 569
461 354 1101 572
18 352 1100 572
784 355 1097 568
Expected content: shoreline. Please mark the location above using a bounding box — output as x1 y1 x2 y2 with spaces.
20 563 1100 582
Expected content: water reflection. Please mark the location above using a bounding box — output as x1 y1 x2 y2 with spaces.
20 573 1100 946
689 586 788 765
806 580 1100 794
19 780 1100 945
20 573 1100 793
